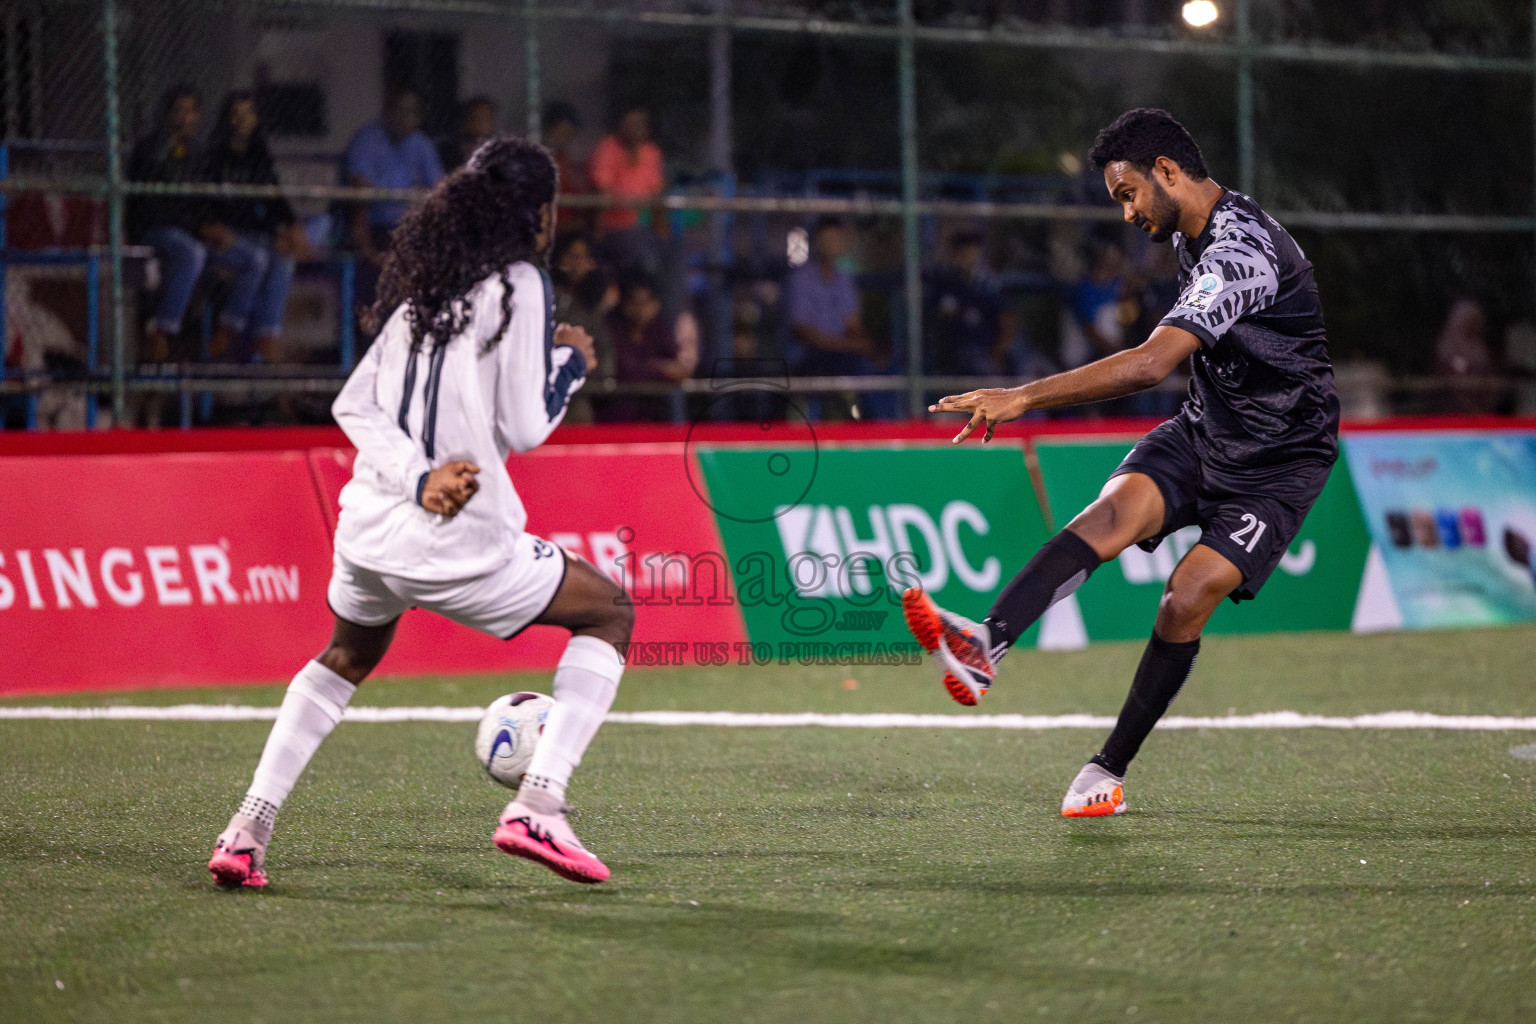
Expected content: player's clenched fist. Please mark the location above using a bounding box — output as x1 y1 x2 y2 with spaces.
930 388 1028 444
420 461 481 517
554 324 597 373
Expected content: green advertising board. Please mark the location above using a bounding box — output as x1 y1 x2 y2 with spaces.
1031 439 1372 641
694 445 1051 655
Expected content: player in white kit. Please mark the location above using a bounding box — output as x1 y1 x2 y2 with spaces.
208 136 632 887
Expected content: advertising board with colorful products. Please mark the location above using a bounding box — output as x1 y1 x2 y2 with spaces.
1342 433 1536 628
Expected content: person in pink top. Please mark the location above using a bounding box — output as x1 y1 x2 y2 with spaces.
588 106 664 235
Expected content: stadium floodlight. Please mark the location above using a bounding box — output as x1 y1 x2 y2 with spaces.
1182 0 1220 27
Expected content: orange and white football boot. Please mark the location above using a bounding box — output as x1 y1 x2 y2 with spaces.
901 588 998 706
1061 762 1127 817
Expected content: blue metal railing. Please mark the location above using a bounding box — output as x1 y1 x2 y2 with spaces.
1 141 359 430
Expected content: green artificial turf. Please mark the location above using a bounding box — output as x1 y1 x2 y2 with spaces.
2 627 1535 1023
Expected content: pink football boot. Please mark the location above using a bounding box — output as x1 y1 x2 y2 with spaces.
493 801 611 884
208 815 270 888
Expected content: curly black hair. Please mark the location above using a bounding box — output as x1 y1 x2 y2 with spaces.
369 134 558 353
1087 108 1208 180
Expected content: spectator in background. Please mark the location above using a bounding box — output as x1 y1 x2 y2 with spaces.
343 89 445 313
551 233 618 422
605 272 698 421
787 215 876 362
1130 241 1185 416
786 217 879 420
1434 296 1497 413
1132 241 1181 341
437 95 498 172
588 105 665 275
1060 239 1130 370
1435 296 1494 376
543 101 592 234
201 90 311 363
926 227 1015 376
128 84 209 362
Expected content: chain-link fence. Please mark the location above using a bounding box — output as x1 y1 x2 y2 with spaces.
2 0 1534 428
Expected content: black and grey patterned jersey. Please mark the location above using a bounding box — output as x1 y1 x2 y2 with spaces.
1159 190 1338 470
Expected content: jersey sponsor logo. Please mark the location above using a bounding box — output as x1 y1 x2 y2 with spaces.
1181 272 1225 312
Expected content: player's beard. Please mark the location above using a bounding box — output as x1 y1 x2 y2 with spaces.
1139 177 1182 243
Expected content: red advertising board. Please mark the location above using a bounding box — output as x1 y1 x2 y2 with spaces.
2 444 745 694
308 444 747 678
0 452 336 694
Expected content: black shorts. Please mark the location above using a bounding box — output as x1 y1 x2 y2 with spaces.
1109 417 1334 602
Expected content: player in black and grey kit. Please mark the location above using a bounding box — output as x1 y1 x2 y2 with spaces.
903 108 1338 816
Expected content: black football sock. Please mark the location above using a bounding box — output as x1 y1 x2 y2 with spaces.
982 530 1102 650
1092 633 1201 777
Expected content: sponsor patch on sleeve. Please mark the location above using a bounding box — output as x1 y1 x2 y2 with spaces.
1181 272 1225 312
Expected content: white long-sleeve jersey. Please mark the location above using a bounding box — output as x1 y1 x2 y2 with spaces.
331 261 586 582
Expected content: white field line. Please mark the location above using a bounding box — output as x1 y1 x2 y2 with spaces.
2 706 1536 730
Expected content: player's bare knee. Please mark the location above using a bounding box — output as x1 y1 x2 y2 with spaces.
1153 603 1203 643
317 642 379 685
1158 576 1226 639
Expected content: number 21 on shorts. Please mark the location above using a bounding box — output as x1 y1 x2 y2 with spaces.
1229 513 1268 552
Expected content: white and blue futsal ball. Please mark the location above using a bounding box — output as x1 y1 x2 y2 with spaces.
474 692 554 788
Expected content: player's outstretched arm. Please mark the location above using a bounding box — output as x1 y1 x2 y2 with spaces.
932 325 1201 443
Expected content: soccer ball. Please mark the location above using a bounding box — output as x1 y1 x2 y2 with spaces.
474 692 554 788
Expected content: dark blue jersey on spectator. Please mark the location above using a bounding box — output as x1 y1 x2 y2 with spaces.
926 266 1003 376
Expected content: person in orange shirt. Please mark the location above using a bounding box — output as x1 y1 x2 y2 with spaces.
587 106 666 274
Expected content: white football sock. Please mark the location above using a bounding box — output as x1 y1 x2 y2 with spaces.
519 636 624 807
244 660 357 812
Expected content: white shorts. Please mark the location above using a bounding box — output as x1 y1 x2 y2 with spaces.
327 532 569 640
